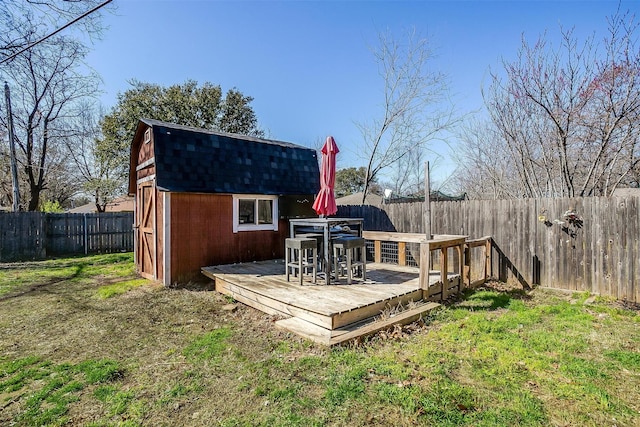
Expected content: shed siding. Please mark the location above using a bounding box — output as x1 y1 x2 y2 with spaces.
155 187 164 282
137 131 154 165
137 164 155 181
136 130 156 182
169 193 288 283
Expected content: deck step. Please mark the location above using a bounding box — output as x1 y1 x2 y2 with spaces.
214 273 426 330
331 288 424 329
276 301 441 346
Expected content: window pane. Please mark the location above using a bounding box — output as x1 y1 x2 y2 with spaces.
239 199 255 224
257 199 273 224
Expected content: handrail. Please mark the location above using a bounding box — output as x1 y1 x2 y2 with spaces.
464 236 492 288
363 231 493 300
362 231 427 243
466 236 492 247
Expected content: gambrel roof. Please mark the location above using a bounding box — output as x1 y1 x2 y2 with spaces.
129 119 320 195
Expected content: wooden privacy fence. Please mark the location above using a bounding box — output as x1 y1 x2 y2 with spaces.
338 196 640 303
0 212 134 261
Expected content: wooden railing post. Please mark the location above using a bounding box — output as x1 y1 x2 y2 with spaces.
485 238 492 281
456 242 464 293
464 236 493 288
419 242 430 295
464 244 471 288
455 243 463 276
374 240 382 264
398 241 406 266
440 246 448 297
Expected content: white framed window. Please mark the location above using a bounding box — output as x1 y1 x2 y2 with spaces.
232 195 278 233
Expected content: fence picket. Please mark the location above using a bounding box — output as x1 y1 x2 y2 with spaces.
338 195 640 303
0 212 134 261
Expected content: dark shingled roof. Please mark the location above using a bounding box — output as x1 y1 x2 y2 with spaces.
137 119 320 195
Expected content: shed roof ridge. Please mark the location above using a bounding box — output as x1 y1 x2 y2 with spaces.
140 118 312 151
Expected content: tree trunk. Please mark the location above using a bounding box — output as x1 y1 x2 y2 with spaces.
28 184 40 211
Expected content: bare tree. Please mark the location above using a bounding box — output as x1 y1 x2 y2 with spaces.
0 3 102 210
0 0 107 55
65 103 123 212
40 139 82 207
458 9 640 199
383 147 440 197
453 118 524 199
356 28 456 204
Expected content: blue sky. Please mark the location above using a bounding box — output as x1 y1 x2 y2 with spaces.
85 0 634 185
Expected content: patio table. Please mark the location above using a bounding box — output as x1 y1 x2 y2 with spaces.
289 217 364 285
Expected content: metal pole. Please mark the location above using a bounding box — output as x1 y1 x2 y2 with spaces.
4 82 20 212
424 161 431 239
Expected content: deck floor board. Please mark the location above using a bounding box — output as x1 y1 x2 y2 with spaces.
202 260 455 318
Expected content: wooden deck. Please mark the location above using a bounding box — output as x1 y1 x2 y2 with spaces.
202 260 457 345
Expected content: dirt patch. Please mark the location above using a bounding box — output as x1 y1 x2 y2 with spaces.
614 299 640 312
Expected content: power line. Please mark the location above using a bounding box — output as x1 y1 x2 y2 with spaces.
0 0 113 66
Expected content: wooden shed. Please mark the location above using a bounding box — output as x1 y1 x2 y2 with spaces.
128 119 319 284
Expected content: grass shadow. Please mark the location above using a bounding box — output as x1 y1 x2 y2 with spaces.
0 254 134 302
0 262 90 302
453 282 533 312
0 277 70 301
492 241 535 290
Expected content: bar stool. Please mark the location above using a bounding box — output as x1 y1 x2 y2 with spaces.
285 237 317 285
332 237 366 284
295 233 324 270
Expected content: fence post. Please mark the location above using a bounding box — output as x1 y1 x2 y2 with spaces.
83 213 88 255
43 213 49 258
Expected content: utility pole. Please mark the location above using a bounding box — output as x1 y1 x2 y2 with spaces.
5 82 20 212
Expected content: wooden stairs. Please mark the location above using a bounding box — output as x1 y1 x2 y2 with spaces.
275 300 441 346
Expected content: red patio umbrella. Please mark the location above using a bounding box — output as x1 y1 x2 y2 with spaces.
312 136 340 216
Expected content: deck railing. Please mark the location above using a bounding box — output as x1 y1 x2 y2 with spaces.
464 236 492 288
362 231 492 301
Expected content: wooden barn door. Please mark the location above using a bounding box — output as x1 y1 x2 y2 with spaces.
137 182 155 279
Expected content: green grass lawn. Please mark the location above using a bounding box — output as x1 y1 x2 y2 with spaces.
0 253 638 426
